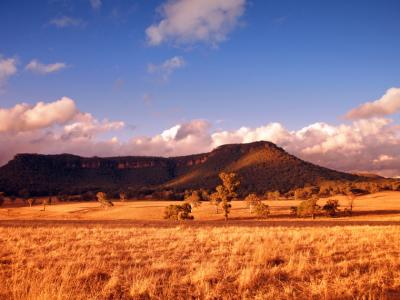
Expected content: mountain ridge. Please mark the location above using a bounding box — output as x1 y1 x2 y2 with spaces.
0 141 361 196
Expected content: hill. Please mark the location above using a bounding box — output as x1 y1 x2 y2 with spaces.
0 141 360 196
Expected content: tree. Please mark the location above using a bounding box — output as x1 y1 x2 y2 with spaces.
297 196 319 219
185 191 202 209
96 192 114 208
164 203 194 220
345 191 356 216
254 202 270 218
322 199 340 217
266 191 280 200
119 191 127 202
209 191 222 214
42 198 49 211
213 172 240 221
244 193 260 213
27 197 36 207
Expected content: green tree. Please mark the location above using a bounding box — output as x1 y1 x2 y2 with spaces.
96 192 114 208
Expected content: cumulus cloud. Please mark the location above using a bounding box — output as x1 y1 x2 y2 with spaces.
0 56 17 88
2 89 400 177
89 0 102 10
49 16 83 28
148 56 185 81
0 97 78 133
346 87 400 119
145 0 246 46
25 59 67 74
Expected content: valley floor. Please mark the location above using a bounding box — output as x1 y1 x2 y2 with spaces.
1 192 400 299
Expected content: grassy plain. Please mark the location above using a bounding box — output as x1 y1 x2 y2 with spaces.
1 192 400 299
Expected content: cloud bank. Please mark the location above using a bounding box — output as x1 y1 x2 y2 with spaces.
26 59 66 74
146 0 246 46
1 88 400 177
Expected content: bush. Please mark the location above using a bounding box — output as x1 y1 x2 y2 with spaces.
322 199 340 217
290 206 298 217
185 191 202 208
96 192 114 208
297 198 320 219
254 202 270 218
164 203 194 220
244 193 260 213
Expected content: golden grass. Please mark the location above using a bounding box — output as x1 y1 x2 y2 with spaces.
1 191 400 222
1 224 400 299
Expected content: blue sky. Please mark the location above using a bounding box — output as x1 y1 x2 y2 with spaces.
1 0 400 135
1 0 400 176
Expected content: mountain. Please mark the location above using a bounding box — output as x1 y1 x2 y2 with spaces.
0 141 360 196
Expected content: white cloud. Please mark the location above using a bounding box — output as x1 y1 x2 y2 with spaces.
346 87 400 119
49 16 83 28
0 97 78 133
90 0 102 10
2 89 400 177
0 56 17 88
147 56 185 81
145 0 246 46
25 59 67 75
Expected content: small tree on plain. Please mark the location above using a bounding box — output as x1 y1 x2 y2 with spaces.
346 191 356 216
96 192 114 208
244 193 260 214
213 172 240 221
164 203 194 220
42 198 49 211
27 197 36 207
254 202 270 218
322 199 340 217
119 191 127 202
297 196 319 219
209 191 222 214
185 191 202 209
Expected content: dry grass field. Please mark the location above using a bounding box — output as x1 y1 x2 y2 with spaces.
1 225 400 299
1 191 400 222
1 192 400 299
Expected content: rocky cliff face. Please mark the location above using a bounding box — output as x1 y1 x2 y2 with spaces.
0 141 360 195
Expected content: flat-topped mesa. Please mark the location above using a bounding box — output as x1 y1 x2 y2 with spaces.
0 141 363 196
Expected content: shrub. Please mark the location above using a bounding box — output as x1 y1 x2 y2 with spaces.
290 206 298 217
254 202 270 218
297 198 320 219
164 203 194 220
96 192 114 208
244 193 260 213
119 191 127 202
185 191 202 208
322 199 340 217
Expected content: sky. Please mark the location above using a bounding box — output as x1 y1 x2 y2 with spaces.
0 0 400 177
